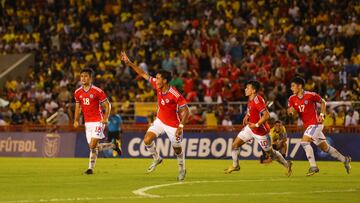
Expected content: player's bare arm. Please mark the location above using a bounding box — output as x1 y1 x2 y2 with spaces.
120 51 149 81
101 100 111 124
175 106 190 138
242 114 249 125
73 102 81 128
249 110 270 129
318 98 327 123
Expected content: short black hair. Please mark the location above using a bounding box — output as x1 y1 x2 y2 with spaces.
156 70 172 83
275 120 282 124
246 80 261 92
80 68 94 77
291 76 305 87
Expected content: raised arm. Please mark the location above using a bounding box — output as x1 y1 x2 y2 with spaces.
120 51 149 80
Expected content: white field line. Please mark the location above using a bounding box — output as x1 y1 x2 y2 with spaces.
0 179 357 203
132 178 293 197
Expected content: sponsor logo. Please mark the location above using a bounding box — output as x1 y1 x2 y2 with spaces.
126 137 303 159
43 133 61 158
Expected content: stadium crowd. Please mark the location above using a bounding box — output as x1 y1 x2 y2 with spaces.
0 0 359 127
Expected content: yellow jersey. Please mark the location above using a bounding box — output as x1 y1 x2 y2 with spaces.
269 126 287 142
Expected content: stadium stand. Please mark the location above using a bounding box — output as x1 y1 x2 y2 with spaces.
0 0 359 126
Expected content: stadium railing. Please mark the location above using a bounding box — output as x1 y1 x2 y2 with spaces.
1 124 360 134
99 101 360 124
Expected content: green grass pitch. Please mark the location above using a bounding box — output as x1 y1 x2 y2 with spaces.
0 158 359 203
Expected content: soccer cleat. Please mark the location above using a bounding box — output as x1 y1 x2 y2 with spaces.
261 157 272 164
344 156 351 174
177 169 186 181
286 161 293 177
84 168 93 175
224 165 240 174
113 140 122 156
147 157 163 173
306 166 319 176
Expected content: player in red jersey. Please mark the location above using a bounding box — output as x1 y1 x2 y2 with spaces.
288 77 351 176
120 52 190 181
73 68 120 174
225 80 292 176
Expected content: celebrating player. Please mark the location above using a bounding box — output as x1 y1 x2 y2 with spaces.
120 52 190 181
225 80 292 176
288 76 351 176
73 68 121 174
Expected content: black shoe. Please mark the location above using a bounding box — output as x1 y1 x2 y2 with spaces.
113 140 122 156
84 168 93 175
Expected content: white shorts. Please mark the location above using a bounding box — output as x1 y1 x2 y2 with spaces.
85 122 105 144
303 124 326 145
147 118 182 148
237 125 272 151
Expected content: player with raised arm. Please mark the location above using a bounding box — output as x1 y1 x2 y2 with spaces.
288 76 351 176
73 68 121 174
120 52 190 181
225 80 292 176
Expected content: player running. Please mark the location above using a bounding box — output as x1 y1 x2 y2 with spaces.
120 52 190 181
225 80 292 176
73 68 121 174
288 76 351 176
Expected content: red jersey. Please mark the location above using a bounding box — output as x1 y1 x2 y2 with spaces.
288 91 322 128
149 77 187 128
74 85 108 123
247 95 270 136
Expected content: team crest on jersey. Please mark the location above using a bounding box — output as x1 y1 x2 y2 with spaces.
90 94 94 99
165 99 169 103
304 100 308 105
80 95 83 98
161 99 165 105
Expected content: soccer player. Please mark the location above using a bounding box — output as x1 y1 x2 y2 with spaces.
120 52 190 181
260 120 288 164
270 120 288 157
108 108 123 156
225 80 292 176
288 76 351 176
73 68 121 174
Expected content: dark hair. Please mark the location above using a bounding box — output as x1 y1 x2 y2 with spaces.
246 80 261 92
80 68 94 77
275 120 282 124
291 76 305 87
156 70 172 83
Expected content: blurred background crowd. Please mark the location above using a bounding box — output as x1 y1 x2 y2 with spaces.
0 0 359 127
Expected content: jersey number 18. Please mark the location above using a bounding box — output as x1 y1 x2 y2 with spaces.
83 98 90 105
